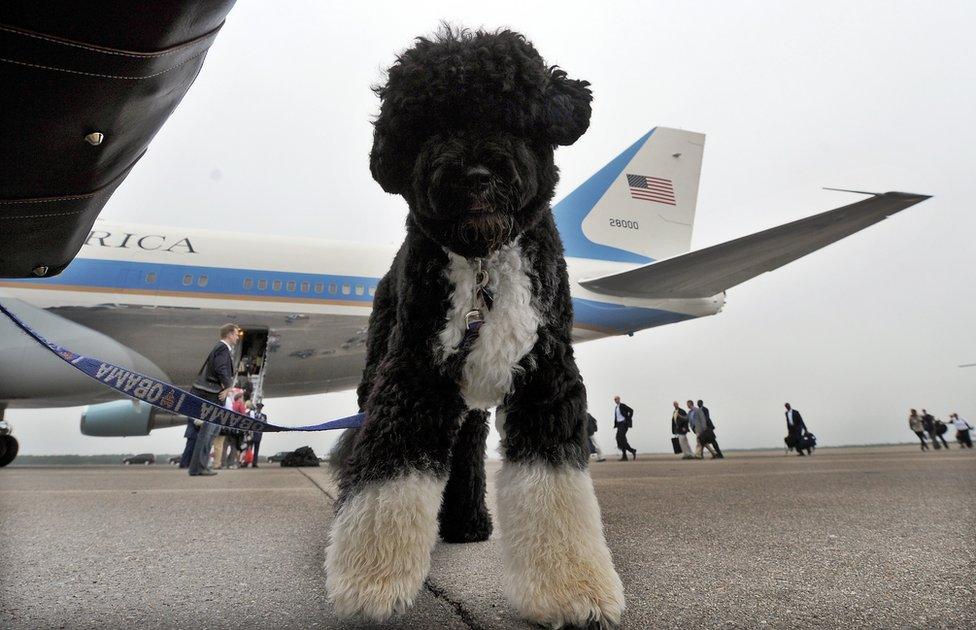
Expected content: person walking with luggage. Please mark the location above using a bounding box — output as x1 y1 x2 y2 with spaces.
785 402 812 456
687 400 718 459
612 396 637 461
922 409 949 449
697 399 724 459
586 413 606 462
671 401 693 459
950 413 973 448
908 409 929 451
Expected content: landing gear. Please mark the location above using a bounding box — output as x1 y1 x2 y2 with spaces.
0 406 18 467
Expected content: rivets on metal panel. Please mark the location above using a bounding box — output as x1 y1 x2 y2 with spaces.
84 132 104 146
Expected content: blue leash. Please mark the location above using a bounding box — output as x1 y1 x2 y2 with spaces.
0 302 364 433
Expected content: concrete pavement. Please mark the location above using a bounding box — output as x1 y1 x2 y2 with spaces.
1 445 973 628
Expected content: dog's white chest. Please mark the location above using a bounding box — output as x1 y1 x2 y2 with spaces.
437 244 540 410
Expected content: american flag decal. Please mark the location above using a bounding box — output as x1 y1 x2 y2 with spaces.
626 174 676 205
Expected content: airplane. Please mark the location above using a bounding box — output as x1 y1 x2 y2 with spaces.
0 127 930 466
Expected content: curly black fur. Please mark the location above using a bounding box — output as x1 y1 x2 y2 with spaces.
333 24 592 537
438 410 492 543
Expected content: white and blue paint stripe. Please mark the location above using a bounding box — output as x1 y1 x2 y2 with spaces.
1 258 691 335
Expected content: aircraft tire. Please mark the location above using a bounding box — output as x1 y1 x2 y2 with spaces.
0 435 18 467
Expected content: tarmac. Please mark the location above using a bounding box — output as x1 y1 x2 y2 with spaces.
1 445 973 629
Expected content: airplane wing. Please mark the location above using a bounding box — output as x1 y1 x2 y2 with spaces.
0 298 171 408
580 191 930 299
0 2 236 278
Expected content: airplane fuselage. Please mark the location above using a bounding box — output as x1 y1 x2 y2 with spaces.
0 220 724 408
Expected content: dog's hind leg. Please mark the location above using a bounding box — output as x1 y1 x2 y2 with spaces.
324 363 465 622
438 409 493 543
496 361 625 629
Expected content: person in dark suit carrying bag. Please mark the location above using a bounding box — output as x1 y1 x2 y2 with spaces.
612 396 637 461
185 323 240 476
784 402 812 457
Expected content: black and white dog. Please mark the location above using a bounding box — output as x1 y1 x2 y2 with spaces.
326 27 624 629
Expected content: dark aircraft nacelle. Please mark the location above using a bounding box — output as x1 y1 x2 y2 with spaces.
81 400 185 437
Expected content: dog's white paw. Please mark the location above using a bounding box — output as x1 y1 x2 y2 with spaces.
505 549 625 629
497 461 625 629
326 562 423 621
324 472 446 621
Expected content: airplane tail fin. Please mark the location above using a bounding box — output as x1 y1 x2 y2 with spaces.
554 127 705 264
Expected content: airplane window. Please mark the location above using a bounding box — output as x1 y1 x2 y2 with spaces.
258 279 268 290
355 284 364 296
182 274 192 286
243 278 253 290
328 283 337 294
301 281 310 293
198 275 208 287
273 280 282 291
342 284 351 295
286 280 296 292
145 272 157 284
368 286 376 296
314 282 324 294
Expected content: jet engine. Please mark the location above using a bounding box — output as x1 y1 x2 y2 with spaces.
80 400 186 437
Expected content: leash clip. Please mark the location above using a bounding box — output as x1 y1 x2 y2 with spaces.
465 309 484 327
471 258 493 311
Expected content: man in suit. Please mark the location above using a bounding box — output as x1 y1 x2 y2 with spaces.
671 401 693 459
612 396 637 461
186 323 239 476
687 400 718 459
697 399 724 458
784 402 811 456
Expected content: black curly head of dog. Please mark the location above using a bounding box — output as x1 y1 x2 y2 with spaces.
370 27 592 258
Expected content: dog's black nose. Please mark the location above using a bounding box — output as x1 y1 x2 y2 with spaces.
466 166 492 187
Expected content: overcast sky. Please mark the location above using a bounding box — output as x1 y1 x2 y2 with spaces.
9 0 975 457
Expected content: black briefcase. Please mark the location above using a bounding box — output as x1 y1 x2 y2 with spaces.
671 437 682 454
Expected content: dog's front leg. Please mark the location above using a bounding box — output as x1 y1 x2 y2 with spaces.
325 362 465 621
438 409 493 543
498 357 625 629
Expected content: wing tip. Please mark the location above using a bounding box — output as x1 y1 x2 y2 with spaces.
824 187 932 203
884 191 932 202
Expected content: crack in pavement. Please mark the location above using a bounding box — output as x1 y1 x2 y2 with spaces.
294 467 336 502
424 578 488 630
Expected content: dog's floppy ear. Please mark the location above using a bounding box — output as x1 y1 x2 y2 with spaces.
369 127 408 195
544 67 592 146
